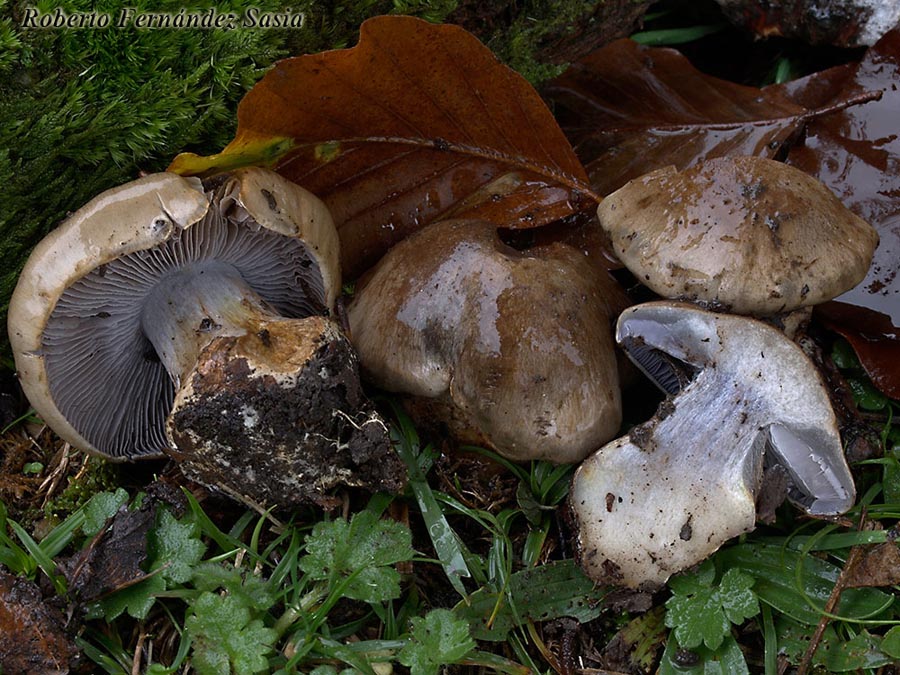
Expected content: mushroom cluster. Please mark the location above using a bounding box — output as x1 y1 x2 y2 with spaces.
8 168 404 509
347 219 630 463
569 156 877 587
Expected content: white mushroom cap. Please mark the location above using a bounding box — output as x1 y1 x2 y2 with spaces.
570 301 855 588
8 168 339 459
597 156 879 315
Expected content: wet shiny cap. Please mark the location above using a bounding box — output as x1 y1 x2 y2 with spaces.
348 219 628 463
598 156 879 315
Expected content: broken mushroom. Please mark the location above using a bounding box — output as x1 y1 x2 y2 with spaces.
348 219 628 463
597 156 879 315
570 301 856 589
8 168 403 508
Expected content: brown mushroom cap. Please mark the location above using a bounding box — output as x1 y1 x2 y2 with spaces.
348 219 626 463
597 156 879 315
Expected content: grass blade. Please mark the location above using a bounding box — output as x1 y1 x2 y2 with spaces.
390 411 472 598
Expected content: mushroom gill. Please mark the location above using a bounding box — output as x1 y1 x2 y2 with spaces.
8 168 404 509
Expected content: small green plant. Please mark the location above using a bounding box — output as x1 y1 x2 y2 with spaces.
665 560 760 652
0 410 611 674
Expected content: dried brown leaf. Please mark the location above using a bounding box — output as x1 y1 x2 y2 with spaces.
815 301 900 399
543 38 810 195
62 501 155 602
844 542 900 588
778 31 900 320
0 570 77 675
777 31 900 395
170 16 595 278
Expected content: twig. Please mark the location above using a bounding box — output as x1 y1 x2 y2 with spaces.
796 508 869 675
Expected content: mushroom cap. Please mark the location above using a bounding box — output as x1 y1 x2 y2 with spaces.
8 168 339 460
597 156 879 315
348 219 625 463
570 301 855 588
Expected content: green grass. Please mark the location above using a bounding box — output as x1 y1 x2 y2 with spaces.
0 409 612 674
2 383 899 674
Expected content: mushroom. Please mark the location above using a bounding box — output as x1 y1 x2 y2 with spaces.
347 219 628 463
597 156 879 316
8 168 403 508
569 301 856 589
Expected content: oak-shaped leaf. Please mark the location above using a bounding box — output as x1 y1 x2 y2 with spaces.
170 15 596 278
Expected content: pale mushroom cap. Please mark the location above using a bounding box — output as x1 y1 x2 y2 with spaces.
8 169 339 459
570 301 855 588
597 156 879 315
348 219 624 463
9 173 209 454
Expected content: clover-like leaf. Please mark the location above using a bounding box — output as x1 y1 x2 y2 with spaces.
81 488 129 537
87 573 166 622
665 567 759 651
148 509 206 585
398 609 476 675
186 592 276 675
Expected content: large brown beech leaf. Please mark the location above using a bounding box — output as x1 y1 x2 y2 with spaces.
774 32 900 397
170 16 596 278
545 35 899 396
543 38 872 196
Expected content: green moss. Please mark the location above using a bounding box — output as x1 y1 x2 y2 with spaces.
481 0 636 84
43 456 120 521
0 0 297 354
0 0 471 359
0 0 563 362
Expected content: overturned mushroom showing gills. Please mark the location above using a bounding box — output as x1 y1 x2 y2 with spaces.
348 219 627 463
570 301 855 589
597 156 879 315
8 168 403 508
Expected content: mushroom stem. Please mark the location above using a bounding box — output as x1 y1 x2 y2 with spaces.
570 301 856 588
141 261 279 387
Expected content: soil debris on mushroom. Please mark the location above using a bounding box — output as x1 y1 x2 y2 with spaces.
8 168 404 509
597 156 879 316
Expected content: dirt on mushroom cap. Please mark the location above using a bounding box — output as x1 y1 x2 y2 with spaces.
597 156 879 315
